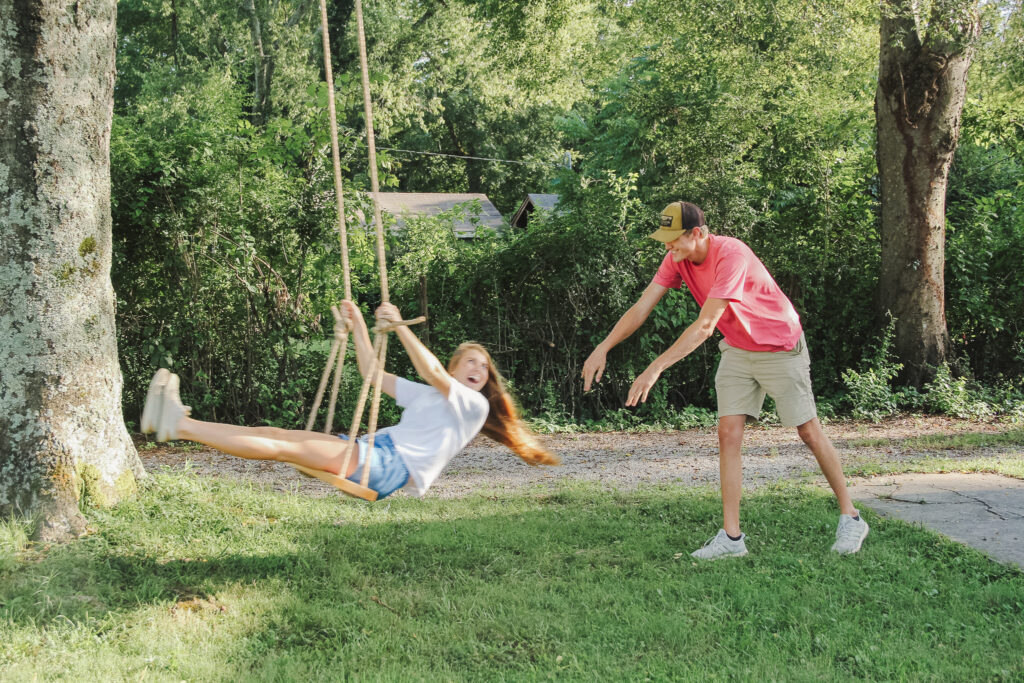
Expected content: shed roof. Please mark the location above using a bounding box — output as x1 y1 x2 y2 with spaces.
368 192 505 238
511 193 561 228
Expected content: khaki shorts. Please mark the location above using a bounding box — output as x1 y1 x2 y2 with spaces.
715 334 817 427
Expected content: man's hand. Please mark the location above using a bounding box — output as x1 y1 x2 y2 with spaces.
626 365 662 406
582 347 608 391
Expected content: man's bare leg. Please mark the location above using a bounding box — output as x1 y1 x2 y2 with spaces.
718 414 747 536
796 417 857 516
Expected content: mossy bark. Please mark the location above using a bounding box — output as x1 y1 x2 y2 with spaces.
0 0 144 542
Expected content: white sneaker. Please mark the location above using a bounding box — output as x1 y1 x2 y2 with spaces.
140 369 170 434
691 529 748 560
832 514 869 555
156 373 190 442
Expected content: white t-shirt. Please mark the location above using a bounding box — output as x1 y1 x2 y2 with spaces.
380 377 489 497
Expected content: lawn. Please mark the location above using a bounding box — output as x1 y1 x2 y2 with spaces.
2 474 1023 681
843 427 1024 479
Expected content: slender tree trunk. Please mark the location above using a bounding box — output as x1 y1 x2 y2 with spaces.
875 0 979 386
419 274 430 346
0 0 143 541
443 115 484 193
243 0 274 124
170 0 179 68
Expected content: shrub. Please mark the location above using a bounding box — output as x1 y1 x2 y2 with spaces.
841 317 902 422
923 364 994 419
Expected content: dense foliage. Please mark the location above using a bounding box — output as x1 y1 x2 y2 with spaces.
111 0 1024 428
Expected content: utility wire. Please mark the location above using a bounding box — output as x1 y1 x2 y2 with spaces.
377 145 566 168
330 132 571 168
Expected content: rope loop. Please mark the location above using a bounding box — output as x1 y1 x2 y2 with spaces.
330 305 352 341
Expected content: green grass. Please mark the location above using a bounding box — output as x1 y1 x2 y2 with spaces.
846 428 1024 451
842 428 1024 480
2 475 1023 681
847 455 1024 480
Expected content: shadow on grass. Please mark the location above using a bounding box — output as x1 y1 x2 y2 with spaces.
2 477 1023 679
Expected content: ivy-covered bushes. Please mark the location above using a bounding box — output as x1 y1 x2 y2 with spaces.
110 62 384 428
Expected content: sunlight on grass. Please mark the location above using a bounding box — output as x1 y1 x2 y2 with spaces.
848 455 1024 480
847 428 1024 451
2 474 1022 680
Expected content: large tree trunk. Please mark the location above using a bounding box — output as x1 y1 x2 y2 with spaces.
0 0 143 541
875 0 979 386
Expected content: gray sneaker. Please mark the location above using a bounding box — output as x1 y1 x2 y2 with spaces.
691 529 748 560
832 514 869 555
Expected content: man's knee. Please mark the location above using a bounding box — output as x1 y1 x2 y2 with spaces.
718 415 746 448
796 418 823 446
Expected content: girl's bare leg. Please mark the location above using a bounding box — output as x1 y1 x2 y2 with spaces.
175 418 360 477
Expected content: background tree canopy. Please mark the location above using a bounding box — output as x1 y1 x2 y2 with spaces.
111 0 1024 428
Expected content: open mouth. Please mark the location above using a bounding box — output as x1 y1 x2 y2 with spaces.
467 374 482 385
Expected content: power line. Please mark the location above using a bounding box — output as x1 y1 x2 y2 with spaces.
334 134 572 168
377 145 566 168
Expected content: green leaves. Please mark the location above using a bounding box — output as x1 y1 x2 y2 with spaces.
107 0 1024 427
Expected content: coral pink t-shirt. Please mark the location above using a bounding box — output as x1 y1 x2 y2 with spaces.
652 234 802 352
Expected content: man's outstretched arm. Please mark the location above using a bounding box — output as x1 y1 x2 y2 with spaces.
625 297 730 406
582 281 668 391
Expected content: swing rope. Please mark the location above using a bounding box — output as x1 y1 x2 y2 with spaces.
297 0 423 501
304 0 352 438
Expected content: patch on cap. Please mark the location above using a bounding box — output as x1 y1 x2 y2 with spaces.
649 201 705 242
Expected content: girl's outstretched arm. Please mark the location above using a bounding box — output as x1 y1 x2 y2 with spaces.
376 303 452 398
338 300 397 398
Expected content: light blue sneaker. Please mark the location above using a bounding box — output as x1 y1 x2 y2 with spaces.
691 529 748 560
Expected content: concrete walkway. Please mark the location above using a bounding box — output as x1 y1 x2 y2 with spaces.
849 473 1024 570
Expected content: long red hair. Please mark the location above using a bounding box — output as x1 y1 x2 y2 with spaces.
448 343 560 466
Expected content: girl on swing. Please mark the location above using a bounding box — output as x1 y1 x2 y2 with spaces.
141 300 559 499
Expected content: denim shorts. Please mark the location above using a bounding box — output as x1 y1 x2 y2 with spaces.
338 432 410 499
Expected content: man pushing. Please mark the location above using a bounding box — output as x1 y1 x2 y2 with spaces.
582 202 868 559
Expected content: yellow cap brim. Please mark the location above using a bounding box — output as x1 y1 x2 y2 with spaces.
648 227 682 243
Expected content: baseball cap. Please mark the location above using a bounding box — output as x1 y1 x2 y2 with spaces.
648 202 706 242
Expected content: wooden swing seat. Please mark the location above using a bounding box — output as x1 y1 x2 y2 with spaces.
288 462 379 501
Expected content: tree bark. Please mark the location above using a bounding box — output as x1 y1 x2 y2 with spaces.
0 0 143 541
243 0 274 124
419 274 429 346
875 0 979 386
170 0 179 68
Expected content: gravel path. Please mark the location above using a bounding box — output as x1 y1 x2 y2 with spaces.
139 416 1020 499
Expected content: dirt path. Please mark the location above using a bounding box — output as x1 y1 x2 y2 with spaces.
138 415 1021 499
